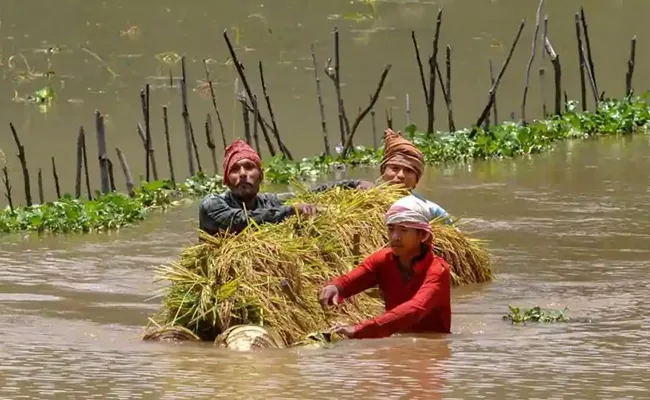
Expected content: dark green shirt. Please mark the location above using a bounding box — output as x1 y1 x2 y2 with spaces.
199 191 295 235
199 180 363 235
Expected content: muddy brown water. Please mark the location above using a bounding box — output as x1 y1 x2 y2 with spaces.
1 0 650 398
0 0 649 202
1 135 649 399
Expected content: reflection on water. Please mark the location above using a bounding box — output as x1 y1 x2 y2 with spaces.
0 136 649 398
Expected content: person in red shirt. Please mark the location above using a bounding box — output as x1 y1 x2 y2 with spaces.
318 195 452 339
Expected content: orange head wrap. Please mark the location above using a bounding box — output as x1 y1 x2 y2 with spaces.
380 129 424 181
222 139 263 185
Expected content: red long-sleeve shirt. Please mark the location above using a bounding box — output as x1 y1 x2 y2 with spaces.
330 247 451 339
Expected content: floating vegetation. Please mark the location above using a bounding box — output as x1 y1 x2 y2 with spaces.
155 51 182 65
143 183 493 345
503 305 570 324
1 96 650 234
263 95 650 183
30 85 55 104
0 178 198 234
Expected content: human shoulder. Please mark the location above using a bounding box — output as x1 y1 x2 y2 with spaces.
362 247 394 267
199 192 229 211
427 253 451 277
411 192 441 209
256 192 285 206
411 192 448 219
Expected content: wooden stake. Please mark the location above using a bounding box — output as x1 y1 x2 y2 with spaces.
180 56 196 176
116 148 135 196
2 165 13 211
37 168 44 204
162 106 175 186
9 122 32 206
51 156 61 199
202 59 227 150
311 43 330 156
625 36 637 97
426 7 444 134
521 0 544 123
95 111 110 194
75 127 83 199
475 20 525 129
81 127 92 200
574 13 587 111
544 37 563 116
205 113 218 175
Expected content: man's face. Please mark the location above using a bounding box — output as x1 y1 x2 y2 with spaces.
228 158 261 199
382 157 418 190
387 224 426 257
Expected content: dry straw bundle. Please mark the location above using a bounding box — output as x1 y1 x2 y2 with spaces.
144 183 493 346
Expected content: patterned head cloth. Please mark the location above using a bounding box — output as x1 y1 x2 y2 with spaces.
222 139 263 185
384 195 434 243
380 129 425 182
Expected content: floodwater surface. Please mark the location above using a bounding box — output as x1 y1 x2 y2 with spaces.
1 0 650 399
0 0 649 201
1 135 649 399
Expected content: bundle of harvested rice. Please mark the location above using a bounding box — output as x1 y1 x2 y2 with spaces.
145 183 493 346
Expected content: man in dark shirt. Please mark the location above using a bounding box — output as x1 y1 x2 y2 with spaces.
199 140 318 235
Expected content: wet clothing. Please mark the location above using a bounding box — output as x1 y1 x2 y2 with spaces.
411 193 453 225
330 246 452 339
199 191 295 235
199 179 370 235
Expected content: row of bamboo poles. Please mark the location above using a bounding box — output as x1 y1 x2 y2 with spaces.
1 3 640 210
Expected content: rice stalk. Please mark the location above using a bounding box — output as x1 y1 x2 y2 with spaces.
145 183 494 345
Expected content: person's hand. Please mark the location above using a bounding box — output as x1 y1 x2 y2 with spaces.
318 284 340 309
329 324 356 338
295 204 319 217
356 180 375 190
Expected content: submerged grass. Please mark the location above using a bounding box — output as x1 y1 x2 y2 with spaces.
144 183 493 346
2 95 649 234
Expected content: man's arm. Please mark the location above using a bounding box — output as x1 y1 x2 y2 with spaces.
352 258 450 339
199 194 295 235
430 203 454 225
329 252 382 300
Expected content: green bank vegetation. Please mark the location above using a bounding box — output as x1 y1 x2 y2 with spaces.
1 95 649 234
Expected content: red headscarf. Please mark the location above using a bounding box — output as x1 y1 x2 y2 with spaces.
222 140 263 185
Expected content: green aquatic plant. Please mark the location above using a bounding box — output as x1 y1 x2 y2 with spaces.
1 95 649 234
264 95 650 183
503 305 570 324
0 174 222 234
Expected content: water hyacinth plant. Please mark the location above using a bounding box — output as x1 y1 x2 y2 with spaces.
503 305 570 324
1 95 649 234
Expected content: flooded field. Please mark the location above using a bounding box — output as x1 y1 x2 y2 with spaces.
1 0 649 200
1 0 650 398
1 134 649 399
